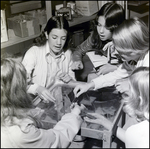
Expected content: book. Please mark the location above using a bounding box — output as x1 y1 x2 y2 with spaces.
86 51 108 68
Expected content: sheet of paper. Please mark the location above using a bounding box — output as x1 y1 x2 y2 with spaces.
86 51 108 68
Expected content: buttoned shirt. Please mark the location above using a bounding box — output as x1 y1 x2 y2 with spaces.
22 41 75 95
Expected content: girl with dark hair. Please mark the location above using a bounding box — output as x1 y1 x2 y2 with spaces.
22 16 75 104
1 58 86 148
73 17 149 98
33 16 70 50
71 2 125 81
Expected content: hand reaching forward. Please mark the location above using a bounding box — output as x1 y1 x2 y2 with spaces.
58 72 73 83
71 61 84 70
84 113 112 130
36 86 56 103
70 102 86 116
115 78 129 94
96 64 118 75
73 82 94 97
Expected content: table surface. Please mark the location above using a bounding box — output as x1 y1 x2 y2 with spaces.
78 89 124 148
32 85 124 148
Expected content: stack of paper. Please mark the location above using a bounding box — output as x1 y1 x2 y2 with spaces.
86 51 108 68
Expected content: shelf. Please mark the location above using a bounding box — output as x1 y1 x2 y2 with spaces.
1 32 41 49
128 1 148 6
69 13 97 27
1 14 97 49
1 23 46 49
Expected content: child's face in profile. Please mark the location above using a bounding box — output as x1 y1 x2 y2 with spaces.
97 16 112 41
48 28 67 55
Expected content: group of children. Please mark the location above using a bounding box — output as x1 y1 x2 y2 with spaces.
1 2 149 148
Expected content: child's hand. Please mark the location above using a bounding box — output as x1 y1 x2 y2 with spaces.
58 72 72 83
36 86 56 103
84 113 112 130
84 113 104 123
96 64 118 75
73 82 94 97
70 102 86 116
71 61 83 70
115 78 129 94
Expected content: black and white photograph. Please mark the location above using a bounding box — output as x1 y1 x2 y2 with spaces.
1 1 149 148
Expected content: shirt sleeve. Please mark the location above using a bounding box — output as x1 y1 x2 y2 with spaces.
92 62 131 90
27 83 39 95
22 46 37 74
125 121 149 148
20 113 83 148
69 52 76 81
136 50 149 67
22 46 39 94
52 113 83 148
72 33 94 62
65 49 76 81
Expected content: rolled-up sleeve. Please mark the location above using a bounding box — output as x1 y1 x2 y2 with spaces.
22 47 37 74
20 113 83 148
51 113 82 148
92 63 130 90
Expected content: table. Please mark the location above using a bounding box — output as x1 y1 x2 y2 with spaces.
54 85 125 148
78 88 125 148
32 85 125 148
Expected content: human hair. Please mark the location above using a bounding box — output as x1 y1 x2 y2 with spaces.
112 17 149 55
122 67 149 121
91 2 125 49
1 58 33 126
33 16 70 49
96 2 125 32
1 52 23 63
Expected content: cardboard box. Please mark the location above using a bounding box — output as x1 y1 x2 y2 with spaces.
7 14 40 38
75 1 99 16
1 9 8 43
25 9 47 25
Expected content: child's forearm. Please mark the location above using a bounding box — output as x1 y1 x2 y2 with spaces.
63 80 86 88
100 116 113 130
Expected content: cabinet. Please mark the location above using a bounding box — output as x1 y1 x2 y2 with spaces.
1 1 96 55
127 1 149 27
1 1 51 50
1 1 52 56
